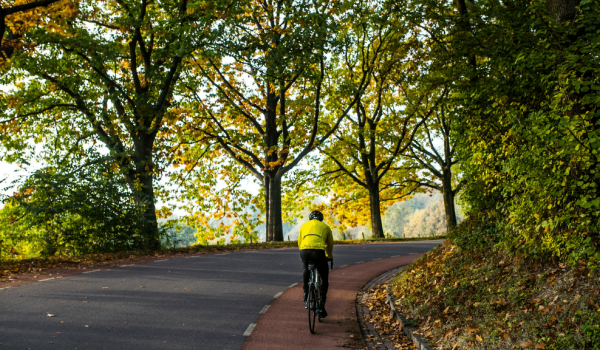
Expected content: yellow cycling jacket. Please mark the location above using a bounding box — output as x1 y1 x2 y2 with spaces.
298 220 334 259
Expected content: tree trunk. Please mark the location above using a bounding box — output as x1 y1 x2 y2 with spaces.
265 175 284 242
441 168 457 230
137 172 160 250
368 187 385 239
547 0 580 22
125 135 160 250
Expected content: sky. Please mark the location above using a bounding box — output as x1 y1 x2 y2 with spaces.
0 161 28 198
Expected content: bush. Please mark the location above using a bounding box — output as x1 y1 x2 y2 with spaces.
0 160 149 260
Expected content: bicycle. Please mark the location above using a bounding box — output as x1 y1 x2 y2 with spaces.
305 259 332 334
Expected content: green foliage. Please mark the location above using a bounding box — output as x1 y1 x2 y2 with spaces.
398 0 600 266
456 0 600 266
0 156 148 260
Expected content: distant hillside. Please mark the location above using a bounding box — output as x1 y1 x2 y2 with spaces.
401 196 448 237
382 192 442 237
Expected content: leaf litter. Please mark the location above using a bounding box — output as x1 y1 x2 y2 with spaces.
358 282 418 349
386 241 600 349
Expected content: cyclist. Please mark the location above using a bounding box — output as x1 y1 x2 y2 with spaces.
298 210 333 318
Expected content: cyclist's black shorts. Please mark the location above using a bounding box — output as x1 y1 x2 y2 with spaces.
300 249 328 265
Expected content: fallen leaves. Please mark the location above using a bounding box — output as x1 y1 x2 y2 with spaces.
389 242 600 350
519 340 533 348
47 313 55 317
519 340 547 349
465 326 478 335
359 283 418 349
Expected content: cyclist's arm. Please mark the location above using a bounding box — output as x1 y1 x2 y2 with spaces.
298 226 303 249
325 227 333 259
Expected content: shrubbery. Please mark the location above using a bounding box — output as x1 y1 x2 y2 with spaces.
446 0 600 267
0 160 151 260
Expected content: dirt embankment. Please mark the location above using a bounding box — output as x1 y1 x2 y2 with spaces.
384 241 600 349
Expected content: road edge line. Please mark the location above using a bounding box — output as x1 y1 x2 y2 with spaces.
243 323 256 336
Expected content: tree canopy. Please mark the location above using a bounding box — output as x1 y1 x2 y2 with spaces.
0 0 598 268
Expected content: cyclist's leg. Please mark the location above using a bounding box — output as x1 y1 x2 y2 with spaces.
314 251 329 303
300 250 320 300
300 250 311 299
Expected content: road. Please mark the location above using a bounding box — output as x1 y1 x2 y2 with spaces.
0 240 442 349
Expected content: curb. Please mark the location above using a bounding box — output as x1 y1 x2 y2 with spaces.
386 279 434 350
356 266 406 350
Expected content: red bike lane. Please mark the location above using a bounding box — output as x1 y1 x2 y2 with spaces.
241 253 424 350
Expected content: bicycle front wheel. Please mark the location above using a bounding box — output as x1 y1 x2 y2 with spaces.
307 284 317 334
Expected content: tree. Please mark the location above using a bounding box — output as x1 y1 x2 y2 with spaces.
318 73 439 238
316 3 449 238
1 0 226 249
408 98 462 230
177 0 379 241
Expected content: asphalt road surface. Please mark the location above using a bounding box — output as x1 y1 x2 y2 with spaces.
1 240 442 349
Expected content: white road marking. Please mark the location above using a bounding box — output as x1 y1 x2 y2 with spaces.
340 265 347 268
288 283 298 288
153 260 169 262
260 305 270 314
0 287 10 290
243 323 256 336
82 270 100 274
38 278 55 282
356 261 364 263
273 292 283 299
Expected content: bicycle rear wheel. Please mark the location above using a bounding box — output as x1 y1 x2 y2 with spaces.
317 287 322 323
307 284 317 334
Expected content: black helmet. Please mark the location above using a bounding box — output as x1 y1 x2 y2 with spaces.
309 210 324 221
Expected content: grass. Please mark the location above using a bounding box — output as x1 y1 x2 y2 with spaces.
389 240 600 349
